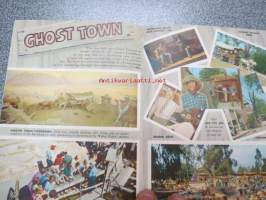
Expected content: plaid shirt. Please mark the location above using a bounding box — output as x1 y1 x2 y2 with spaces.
182 92 208 110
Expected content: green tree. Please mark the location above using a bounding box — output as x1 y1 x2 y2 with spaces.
252 49 266 75
250 166 257 172
254 97 266 120
238 166 248 173
247 114 256 129
261 158 266 172
243 73 264 122
243 44 252 59
202 145 237 177
181 146 196 181
199 68 225 81
255 148 263 173
151 144 194 181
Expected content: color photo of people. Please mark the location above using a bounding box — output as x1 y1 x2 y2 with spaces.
210 31 266 77
144 28 207 76
150 143 266 199
0 139 138 200
181 67 243 110
146 83 204 140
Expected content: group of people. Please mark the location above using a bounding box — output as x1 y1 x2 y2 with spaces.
200 175 266 199
228 175 266 199
148 39 193 74
147 32 205 74
149 175 266 200
198 175 266 200
16 141 137 200
17 143 105 200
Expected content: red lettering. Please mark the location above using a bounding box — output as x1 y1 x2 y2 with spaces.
97 23 111 37
44 31 56 44
34 32 45 46
86 25 97 38
112 22 122 35
64 26 74 40
77 26 87 40
55 28 66 42
24 34 35 48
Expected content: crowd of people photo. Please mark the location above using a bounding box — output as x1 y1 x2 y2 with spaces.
10 141 137 200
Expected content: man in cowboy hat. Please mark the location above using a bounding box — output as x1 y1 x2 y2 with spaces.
182 75 208 110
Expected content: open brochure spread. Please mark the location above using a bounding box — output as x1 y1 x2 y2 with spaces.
1 21 266 199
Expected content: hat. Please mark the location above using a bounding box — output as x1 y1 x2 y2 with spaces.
182 75 203 91
88 160 96 167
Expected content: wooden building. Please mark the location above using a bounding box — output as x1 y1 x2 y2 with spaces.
210 74 242 103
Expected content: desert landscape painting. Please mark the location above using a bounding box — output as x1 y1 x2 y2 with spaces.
0 69 138 128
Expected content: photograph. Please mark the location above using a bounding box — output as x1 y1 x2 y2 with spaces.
0 139 138 200
210 31 266 77
181 67 243 110
145 83 204 140
144 28 207 76
150 142 266 199
0 69 139 129
224 73 266 140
